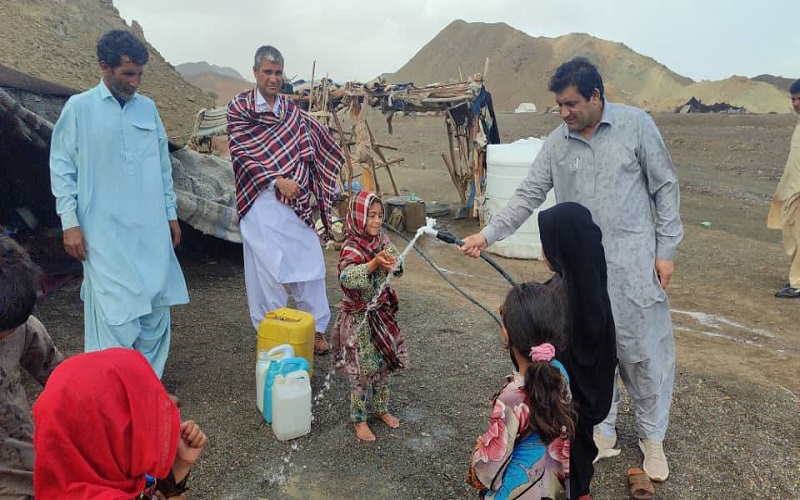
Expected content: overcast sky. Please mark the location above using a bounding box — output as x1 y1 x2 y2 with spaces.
113 0 798 84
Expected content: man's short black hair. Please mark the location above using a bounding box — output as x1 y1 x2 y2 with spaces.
97 30 149 68
548 57 605 101
790 78 800 96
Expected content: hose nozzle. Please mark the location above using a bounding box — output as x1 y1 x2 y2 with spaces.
433 230 464 246
414 223 463 246
415 217 439 238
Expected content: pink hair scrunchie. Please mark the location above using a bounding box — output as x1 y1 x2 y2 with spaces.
529 342 555 362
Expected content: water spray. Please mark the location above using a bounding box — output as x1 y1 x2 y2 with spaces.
269 218 516 485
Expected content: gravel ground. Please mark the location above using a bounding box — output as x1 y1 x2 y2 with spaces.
31 232 800 499
28 111 800 498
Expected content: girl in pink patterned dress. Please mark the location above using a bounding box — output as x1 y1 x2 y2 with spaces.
469 281 576 499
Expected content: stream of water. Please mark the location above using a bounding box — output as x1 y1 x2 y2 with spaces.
268 224 431 485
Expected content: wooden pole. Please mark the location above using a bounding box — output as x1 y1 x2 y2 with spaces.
364 157 379 193
365 120 400 196
0 104 49 149
445 115 466 202
323 73 330 117
440 153 460 197
473 149 483 218
308 60 316 112
0 88 54 147
331 107 355 193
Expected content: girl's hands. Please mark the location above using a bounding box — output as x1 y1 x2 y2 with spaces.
368 250 396 274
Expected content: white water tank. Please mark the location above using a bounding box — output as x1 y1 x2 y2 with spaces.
483 138 556 260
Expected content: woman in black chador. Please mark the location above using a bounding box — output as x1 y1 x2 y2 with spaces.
538 202 618 499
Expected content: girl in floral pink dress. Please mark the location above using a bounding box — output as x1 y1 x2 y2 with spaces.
469 281 576 499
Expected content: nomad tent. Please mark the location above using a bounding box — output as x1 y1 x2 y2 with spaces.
0 63 240 244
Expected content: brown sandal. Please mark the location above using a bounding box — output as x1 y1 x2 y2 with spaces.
628 467 655 500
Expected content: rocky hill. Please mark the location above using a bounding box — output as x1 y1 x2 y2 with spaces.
0 0 210 142
176 63 253 107
175 62 246 81
384 20 792 114
753 74 796 93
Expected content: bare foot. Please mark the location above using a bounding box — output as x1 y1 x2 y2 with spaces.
376 412 400 429
354 422 376 441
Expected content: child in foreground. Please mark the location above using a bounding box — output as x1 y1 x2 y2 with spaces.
0 235 63 498
331 191 408 442
34 348 208 499
469 281 576 499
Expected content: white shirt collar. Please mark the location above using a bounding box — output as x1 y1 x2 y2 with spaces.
255 89 281 115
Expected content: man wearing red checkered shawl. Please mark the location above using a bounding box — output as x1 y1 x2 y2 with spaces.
227 45 343 354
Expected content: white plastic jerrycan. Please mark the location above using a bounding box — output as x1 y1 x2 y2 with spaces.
271 370 312 441
256 344 295 414
264 357 310 424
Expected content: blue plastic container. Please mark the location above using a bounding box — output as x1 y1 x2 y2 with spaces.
263 356 310 424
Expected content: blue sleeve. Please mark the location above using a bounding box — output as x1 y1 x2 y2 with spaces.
156 110 178 220
49 98 80 230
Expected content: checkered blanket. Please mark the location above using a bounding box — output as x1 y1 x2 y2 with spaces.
227 90 343 229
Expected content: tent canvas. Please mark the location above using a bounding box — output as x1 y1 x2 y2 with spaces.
0 64 240 243
514 102 537 113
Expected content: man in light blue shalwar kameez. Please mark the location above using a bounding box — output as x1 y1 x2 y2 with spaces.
49 30 188 378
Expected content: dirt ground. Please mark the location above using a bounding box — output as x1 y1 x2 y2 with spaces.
31 110 800 499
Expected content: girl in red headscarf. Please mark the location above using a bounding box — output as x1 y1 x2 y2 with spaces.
33 348 208 499
331 190 409 442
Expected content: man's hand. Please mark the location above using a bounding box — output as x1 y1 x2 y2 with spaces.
458 233 488 258
655 258 674 289
63 227 87 261
275 178 302 200
169 220 181 248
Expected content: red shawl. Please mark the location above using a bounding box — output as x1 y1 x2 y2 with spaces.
33 349 180 499
338 191 406 370
227 90 344 229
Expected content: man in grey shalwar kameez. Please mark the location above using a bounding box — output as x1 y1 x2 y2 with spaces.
461 58 683 483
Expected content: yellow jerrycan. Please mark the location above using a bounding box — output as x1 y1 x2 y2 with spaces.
257 308 315 377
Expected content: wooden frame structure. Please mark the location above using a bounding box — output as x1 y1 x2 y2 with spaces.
289 69 404 200
357 74 496 218
286 61 498 222
296 76 494 218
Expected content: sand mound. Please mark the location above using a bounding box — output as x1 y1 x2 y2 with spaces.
384 20 790 114
661 77 791 114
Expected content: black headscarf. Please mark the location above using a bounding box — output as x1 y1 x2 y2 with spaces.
538 202 617 425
